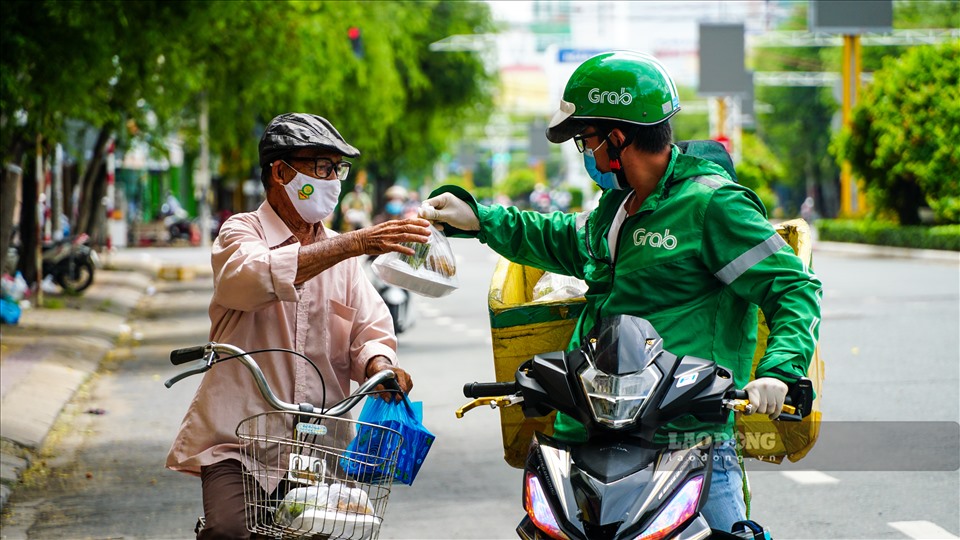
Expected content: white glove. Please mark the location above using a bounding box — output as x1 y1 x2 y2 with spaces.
743 377 789 420
418 192 480 231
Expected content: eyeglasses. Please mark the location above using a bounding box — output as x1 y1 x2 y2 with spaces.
285 157 352 181
573 131 602 153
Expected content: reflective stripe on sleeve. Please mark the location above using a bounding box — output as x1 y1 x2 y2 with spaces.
691 175 724 190
714 233 788 284
575 211 589 231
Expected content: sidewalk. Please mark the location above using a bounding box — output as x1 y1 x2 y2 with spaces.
0 246 211 511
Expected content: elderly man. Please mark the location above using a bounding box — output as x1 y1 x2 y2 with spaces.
167 113 431 539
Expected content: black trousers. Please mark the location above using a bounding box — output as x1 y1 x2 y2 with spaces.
198 459 275 540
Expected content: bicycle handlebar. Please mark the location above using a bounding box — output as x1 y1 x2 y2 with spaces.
164 342 401 416
170 345 206 365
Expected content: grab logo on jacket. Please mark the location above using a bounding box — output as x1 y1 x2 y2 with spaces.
633 228 678 250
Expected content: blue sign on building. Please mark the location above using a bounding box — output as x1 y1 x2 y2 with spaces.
557 49 607 63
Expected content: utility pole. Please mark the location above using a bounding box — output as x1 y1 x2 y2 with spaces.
52 144 63 242
35 134 43 306
198 93 212 248
105 139 115 250
808 0 892 217
839 34 866 216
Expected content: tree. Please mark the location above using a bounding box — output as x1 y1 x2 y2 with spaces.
1 0 210 279
832 42 960 225
736 132 784 216
753 4 838 217
1 0 495 284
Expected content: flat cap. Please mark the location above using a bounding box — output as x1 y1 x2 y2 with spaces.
258 113 360 167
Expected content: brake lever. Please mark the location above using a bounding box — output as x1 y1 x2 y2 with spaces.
164 349 217 388
164 359 210 388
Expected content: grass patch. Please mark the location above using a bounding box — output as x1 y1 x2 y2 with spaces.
41 297 66 309
817 220 960 251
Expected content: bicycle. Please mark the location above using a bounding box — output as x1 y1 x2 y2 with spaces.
165 342 404 540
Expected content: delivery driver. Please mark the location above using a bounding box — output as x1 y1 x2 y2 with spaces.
420 51 822 531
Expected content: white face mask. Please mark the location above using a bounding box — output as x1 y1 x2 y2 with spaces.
282 169 341 224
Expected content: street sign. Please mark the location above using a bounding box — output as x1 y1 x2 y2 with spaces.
809 0 892 34
698 23 749 96
557 49 607 64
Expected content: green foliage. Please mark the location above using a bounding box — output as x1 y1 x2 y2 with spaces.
735 132 783 215
832 41 960 224
498 168 538 200
1 0 495 191
752 4 839 195
671 86 709 141
438 173 473 191
1 0 205 157
818 219 960 251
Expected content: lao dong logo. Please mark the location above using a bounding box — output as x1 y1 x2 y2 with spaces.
588 87 633 106
633 228 677 250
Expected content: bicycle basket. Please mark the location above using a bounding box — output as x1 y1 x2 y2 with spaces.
237 410 402 539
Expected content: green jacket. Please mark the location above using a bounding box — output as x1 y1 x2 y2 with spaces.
434 145 822 442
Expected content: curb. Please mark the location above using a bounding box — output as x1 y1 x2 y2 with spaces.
813 240 959 263
0 267 157 511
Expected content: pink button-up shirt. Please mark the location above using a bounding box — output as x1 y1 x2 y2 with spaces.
166 202 397 483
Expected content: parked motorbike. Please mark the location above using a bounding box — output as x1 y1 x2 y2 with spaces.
7 233 99 293
458 314 812 540
363 255 414 334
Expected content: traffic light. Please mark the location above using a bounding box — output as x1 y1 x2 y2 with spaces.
348 26 363 59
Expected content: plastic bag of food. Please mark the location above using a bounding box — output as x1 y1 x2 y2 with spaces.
275 483 380 538
371 223 459 298
327 483 374 515
532 272 588 303
274 485 331 527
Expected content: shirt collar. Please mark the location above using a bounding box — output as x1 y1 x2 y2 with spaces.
257 201 297 248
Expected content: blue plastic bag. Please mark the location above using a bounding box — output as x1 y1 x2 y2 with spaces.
341 396 435 485
0 298 21 325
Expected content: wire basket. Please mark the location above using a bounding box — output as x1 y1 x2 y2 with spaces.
237 410 402 539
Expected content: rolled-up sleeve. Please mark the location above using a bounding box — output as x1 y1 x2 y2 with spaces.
347 266 398 383
211 218 300 311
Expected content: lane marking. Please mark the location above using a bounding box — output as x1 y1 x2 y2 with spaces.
419 306 440 317
888 521 958 539
779 471 840 485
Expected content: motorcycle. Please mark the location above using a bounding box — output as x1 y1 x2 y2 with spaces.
363 255 414 335
8 233 99 293
457 314 812 540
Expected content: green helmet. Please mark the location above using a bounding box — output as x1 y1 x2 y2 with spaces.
546 51 681 143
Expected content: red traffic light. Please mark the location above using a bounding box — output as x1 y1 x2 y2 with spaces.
348 27 361 40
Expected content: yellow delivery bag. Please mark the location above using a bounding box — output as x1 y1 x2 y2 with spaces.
736 218 824 463
487 259 585 468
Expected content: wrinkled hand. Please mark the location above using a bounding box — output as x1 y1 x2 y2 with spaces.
365 356 413 402
353 218 431 257
743 377 789 420
418 193 479 232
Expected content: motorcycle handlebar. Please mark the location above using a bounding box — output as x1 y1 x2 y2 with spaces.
463 381 518 398
728 379 812 422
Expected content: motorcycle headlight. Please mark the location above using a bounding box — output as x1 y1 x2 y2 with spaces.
524 472 570 540
579 360 660 428
636 475 704 540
